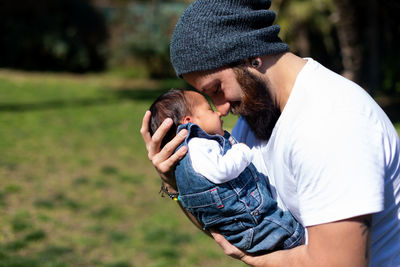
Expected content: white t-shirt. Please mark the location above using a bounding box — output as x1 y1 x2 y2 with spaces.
232 58 400 266
187 137 253 184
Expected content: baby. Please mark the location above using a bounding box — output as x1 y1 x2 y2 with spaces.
149 88 304 254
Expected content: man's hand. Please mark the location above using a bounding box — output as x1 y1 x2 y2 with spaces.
210 231 249 261
140 110 188 189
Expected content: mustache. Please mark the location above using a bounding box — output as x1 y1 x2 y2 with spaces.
229 101 242 115
229 99 270 116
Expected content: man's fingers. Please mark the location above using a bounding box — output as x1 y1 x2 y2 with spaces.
153 130 188 170
210 231 227 246
141 113 187 187
140 110 152 145
157 145 188 173
153 128 187 162
210 231 246 260
211 231 236 254
147 118 173 159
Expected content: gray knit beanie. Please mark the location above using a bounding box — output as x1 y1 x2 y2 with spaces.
170 0 289 77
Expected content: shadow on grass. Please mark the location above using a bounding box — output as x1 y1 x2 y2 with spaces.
0 229 73 267
0 246 73 267
0 234 129 267
1 87 399 126
112 88 168 101
141 226 193 264
0 88 167 113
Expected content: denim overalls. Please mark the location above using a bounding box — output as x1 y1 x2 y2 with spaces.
175 123 304 253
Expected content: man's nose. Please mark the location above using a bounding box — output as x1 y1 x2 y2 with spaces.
215 102 230 116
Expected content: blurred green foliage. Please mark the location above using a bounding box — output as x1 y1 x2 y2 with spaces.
106 2 187 78
0 0 398 93
272 0 400 95
0 0 108 72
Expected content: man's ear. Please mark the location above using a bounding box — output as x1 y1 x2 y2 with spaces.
250 57 262 69
243 57 262 69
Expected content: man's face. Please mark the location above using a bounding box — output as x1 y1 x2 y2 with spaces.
183 66 280 140
183 67 243 116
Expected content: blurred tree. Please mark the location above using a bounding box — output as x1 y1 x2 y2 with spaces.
274 0 399 95
335 0 362 82
375 0 400 95
0 0 108 72
0 0 397 93
273 0 343 73
105 1 186 78
364 0 379 95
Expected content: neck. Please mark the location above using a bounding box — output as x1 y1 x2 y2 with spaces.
260 52 306 112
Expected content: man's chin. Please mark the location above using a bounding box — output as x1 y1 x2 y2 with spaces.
230 109 240 116
230 105 280 141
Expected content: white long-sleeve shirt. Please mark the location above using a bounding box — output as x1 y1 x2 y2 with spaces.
187 137 254 184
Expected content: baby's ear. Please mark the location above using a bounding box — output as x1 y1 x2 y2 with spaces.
181 116 192 124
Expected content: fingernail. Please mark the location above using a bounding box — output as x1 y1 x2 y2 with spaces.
179 129 188 137
164 118 173 126
180 146 187 153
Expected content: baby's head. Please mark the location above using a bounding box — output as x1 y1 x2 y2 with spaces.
149 89 224 148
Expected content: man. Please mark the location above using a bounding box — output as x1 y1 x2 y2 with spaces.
140 0 400 266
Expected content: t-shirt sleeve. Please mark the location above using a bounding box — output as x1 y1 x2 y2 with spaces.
188 137 253 184
292 111 385 226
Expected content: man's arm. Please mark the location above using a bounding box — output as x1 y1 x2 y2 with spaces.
141 111 211 236
178 201 212 238
212 214 372 267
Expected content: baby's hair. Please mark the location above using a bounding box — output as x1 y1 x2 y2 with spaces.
149 88 195 148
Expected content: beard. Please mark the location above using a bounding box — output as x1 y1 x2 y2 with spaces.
230 67 281 141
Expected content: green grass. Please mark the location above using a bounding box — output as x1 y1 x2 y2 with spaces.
0 69 399 267
0 69 242 267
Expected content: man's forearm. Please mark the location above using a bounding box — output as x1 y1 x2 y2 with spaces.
242 244 308 267
215 215 371 267
177 201 212 238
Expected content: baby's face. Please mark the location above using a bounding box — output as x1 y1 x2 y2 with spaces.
185 91 224 136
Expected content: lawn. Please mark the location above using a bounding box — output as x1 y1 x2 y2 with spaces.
0 69 242 267
0 69 398 267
